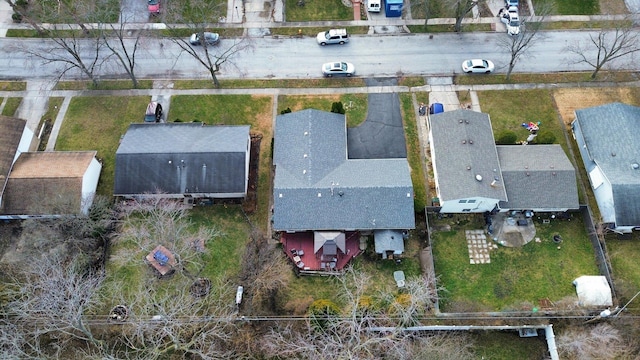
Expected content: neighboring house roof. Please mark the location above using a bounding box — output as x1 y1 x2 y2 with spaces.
273 109 415 231
429 109 507 201
497 145 579 210
1 151 97 215
574 103 640 227
114 123 250 196
0 116 27 196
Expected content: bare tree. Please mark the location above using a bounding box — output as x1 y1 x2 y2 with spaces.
443 0 483 33
261 267 450 359
163 0 252 87
556 323 639 360
104 278 240 359
100 14 147 88
2 254 107 358
496 1 552 80
565 22 640 79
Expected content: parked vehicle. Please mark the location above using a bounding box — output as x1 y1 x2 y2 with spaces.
461 59 495 74
189 32 220 46
316 29 349 46
147 0 160 15
505 0 518 7
501 7 520 36
322 61 355 77
367 0 381 12
144 102 163 122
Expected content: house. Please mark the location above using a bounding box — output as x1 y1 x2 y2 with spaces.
429 109 579 214
273 109 415 270
572 103 640 233
0 151 102 218
497 145 579 212
0 116 34 207
428 109 507 213
114 123 251 200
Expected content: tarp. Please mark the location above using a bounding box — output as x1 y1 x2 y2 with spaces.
573 275 613 307
314 231 346 254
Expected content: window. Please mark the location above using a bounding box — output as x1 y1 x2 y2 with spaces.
468 199 476 203
458 200 467 203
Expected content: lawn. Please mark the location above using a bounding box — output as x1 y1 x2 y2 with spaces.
284 0 353 21
399 92 428 210
55 96 151 196
477 89 568 151
605 235 640 315
277 94 368 127
1 97 23 117
549 0 599 15
431 213 599 311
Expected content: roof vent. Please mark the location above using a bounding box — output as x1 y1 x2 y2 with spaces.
466 166 471 170
611 152 616 157
459 119 463 124
550 165 554 169
407 193 411 197
469 139 473 144
475 174 483 182
526 172 530 176
317 193 322 197
465 120 470 124
462 140 466 144
552 172 557 176
279 193 283 198
303 154 308 158
303 169 307 174
632 163 639 169
524 165 528 169
338 191 344 197
304 131 308 136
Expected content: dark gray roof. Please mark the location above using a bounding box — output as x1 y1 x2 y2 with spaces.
429 109 507 201
497 145 579 210
273 109 415 231
114 123 250 196
574 102 640 226
116 123 250 154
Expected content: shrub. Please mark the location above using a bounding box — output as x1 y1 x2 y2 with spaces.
331 101 345 114
12 13 23 23
308 299 340 329
496 130 517 144
280 107 291 115
534 130 556 144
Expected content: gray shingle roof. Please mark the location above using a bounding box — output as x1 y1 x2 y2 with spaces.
114 123 250 196
497 145 579 210
273 109 415 231
429 109 507 201
117 123 250 154
574 102 640 226
0 116 26 198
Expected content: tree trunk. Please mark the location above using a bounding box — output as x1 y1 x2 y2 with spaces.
209 68 220 88
590 65 602 79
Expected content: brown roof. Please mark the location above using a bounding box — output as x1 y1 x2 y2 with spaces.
1 151 97 215
8 151 97 178
0 116 27 188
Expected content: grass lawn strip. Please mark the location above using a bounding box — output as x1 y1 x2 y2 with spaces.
1 97 23 117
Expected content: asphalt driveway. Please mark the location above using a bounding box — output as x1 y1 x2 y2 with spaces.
347 78 407 159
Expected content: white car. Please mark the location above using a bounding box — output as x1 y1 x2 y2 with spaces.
316 29 349 46
461 59 495 74
500 6 521 36
321 61 355 77
189 32 220 46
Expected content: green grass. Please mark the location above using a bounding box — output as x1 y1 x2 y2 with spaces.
455 71 639 85
277 94 368 127
550 0 599 15
605 235 640 315
55 96 151 196
172 77 366 89
0 81 26 91
1 97 22 116
284 0 353 21
269 26 370 37
431 214 599 311
407 23 493 33
36 97 64 151
472 331 548 359
398 76 426 88
54 80 154 90
477 89 568 150
399 93 428 210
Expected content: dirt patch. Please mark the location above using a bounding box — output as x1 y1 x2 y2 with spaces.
553 88 637 128
600 0 629 14
242 133 262 214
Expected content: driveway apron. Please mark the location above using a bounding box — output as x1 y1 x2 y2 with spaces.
347 78 407 159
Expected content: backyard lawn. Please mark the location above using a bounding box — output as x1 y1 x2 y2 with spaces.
431 214 600 311
605 235 640 315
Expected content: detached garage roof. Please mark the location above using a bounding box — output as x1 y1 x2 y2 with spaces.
573 275 613 307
